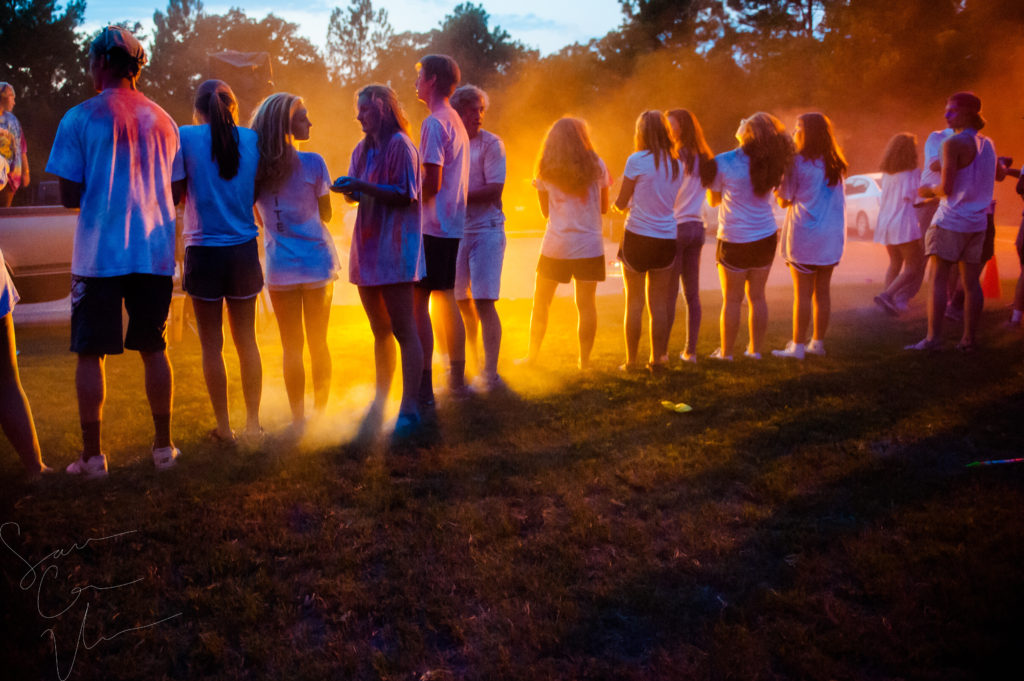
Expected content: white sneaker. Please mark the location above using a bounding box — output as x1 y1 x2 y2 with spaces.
709 348 733 361
744 349 762 360
679 351 697 364
805 339 826 356
772 341 805 360
152 446 180 471
66 454 108 479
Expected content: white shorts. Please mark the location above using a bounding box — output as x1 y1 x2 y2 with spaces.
454 230 506 301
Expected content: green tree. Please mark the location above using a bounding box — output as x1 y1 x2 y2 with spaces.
326 0 394 86
425 3 536 89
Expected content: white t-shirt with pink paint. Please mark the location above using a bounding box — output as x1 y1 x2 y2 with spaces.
46 88 184 277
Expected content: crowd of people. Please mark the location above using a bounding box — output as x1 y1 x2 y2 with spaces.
0 25 1019 481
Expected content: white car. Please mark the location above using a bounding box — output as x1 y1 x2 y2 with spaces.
845 173 882 239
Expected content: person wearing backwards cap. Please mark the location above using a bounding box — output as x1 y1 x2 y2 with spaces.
907 92 1011 352
46 26 186 478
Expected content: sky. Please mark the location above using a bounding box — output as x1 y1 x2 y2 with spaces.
82 0 626 55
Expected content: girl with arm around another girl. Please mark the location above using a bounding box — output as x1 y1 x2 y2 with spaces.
180 79 263 443
252 93 339 436
614 110 684 372
665 108 715 363
772 112 848 359
524 117 610 371
709 112 793 360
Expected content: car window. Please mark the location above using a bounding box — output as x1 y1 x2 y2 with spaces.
845 179 866 196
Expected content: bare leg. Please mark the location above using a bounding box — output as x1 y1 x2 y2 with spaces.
225 296 262 433
574 280 598 370
884 245 904 288
359 286 398 408
925 255 954 343
622 264 646 367
413 286 434 402
718 264 746 357
746 267 770 355
431 289 466 388
474 299 501 379
457 298 480 372
140 349 173 449
76 354 105 459
0 314 44 473
269 288 307 425
886 240 926 305
959 260 984 347
192 298 233 438
789 265 813 344
811 266 834 342
526 274 559 363
302 284 333 413
679 233 703 357
646 266 674 364
381 284 423 416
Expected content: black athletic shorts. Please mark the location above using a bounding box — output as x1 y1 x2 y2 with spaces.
618 230 676 273
716 232 778 271
536 254 606 284
416 234 460 291
70 274 173 355
183 238 264 301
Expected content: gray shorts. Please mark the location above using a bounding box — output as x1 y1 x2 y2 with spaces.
925 224 984 264
454 230 506 301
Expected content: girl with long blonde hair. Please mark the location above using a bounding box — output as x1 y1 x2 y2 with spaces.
709 112 793 360
872 132 923 316
524 117 610 370
772 112 848 359
251 93 338 437
613 110 684 372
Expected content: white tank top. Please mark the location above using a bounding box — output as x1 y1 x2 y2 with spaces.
932 130 996 234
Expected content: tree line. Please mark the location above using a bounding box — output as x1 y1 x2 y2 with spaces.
3 0 1022 217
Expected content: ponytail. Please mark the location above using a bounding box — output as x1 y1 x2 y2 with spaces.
195 80 240 180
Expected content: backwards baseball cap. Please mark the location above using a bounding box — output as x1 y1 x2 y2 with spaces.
948 91 982 113
91 25 147 66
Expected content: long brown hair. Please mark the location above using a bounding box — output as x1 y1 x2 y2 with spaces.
879 133 918 174
194 79 240 180
634 110 679 180
796 112 848 186
536 117 603 196
352 84 411 179
738 112 794 196
250 92 302 195
667 108 716 187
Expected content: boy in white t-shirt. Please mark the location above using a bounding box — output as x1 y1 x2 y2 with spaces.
450 85 507 392
413 54 471 406
46 26 185 478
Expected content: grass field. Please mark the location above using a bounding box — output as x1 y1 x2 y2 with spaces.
2 281 1023 680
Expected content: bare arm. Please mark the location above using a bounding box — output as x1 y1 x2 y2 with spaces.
614 176 636 213
172 179 186 205
707 189 722 208
600 186 609 214
58 177 82 209
537 189 549 219
422 163 441 202
331 176 414 207
318 194 332 223
468 182 503 205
